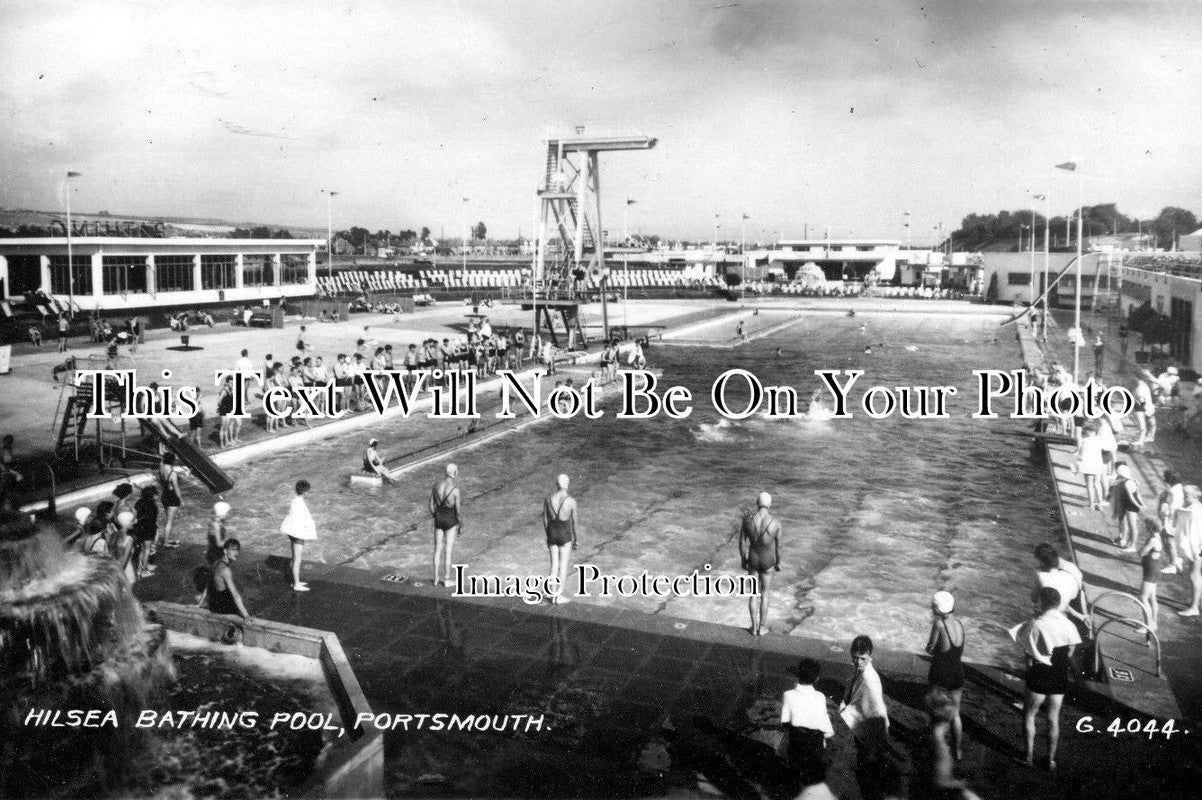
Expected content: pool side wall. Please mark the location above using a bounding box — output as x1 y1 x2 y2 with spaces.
145 601 384 799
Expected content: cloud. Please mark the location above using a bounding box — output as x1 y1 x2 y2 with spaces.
0 0 1198 235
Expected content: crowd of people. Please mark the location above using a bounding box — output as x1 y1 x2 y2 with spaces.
204 318 547 447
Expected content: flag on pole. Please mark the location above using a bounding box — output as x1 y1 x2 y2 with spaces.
1055 162 1076 172
742 213 749 220
66 170 81 178
626 199 637 205
1032 194 1046 200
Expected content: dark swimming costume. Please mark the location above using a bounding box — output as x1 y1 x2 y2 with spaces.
744 513 776 572
545 497 573 546
928 620 965 690
1141 548 1161 583
159 468 181 507
208 563 239 615
432 485 459 530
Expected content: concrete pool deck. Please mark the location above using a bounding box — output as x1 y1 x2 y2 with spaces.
131 539 1199 799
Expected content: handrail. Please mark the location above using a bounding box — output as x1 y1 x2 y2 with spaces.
1092 617 1162 678
1086 589 1152 631
42 463 58 518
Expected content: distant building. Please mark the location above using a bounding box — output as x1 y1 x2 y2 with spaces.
0 237 321 313
1178 227 1202 254
769 239 903 283
979 251 1094 307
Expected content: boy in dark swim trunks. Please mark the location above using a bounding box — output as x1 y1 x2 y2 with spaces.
739 491 780 636
543 474 578 605
430 464 461 587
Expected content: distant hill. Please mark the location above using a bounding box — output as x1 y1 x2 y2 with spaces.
0 207 326 239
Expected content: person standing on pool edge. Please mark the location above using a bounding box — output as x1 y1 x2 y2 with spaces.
281 479 316 591
840 634 893 799
739 492 780 636
543 474 578 605
430 463 461 587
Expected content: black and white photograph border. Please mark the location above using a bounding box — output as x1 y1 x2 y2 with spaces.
2 1 1201 798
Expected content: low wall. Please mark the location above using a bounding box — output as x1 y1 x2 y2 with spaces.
145 602 384 799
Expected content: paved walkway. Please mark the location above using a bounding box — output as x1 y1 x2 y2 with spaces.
1027 312 1202 721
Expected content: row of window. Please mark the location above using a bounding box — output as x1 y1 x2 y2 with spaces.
1007 272 1112 289
39 254 311 295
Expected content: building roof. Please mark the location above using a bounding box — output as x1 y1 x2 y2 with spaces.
777 239 901 246
0 237 324 248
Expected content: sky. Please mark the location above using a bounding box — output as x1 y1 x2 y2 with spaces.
1 0 1200 241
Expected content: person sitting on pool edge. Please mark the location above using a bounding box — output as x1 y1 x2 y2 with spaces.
363 438 397 485
206 538 251 620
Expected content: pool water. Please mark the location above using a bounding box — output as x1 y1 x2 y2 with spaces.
169 310 1058 670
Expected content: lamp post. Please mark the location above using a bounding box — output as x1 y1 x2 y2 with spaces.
322 189 338 273
1056 160 1083 381
1034 193 1050 341
65 170 81 316
713 213 721 249
624 198 636 331
740 213 749 299
461 197 470 286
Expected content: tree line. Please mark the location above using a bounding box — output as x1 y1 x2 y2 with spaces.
949 205 1198 252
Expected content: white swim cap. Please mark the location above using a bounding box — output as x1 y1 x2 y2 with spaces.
757 492 772 508
557 473 570 490
932 591 955 615
213 501 231 518
116 511 135 528
446 463 458 477
74 507 92 524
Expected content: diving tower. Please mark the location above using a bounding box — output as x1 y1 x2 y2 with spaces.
532 128 656 345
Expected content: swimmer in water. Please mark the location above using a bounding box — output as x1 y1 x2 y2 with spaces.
430 464 461 587
859 324 867 334
847 309 856 318
864 346 873 355
739 492 781 636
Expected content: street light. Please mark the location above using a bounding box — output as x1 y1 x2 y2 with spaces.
321 189 338 273
713 213 721 249
461 197 470 285
65 169 81 315
1056 160 1083 381
1033 193 1050 341
740 213 749 299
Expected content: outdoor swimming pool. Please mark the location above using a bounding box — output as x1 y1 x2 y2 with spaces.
169 309 1059 670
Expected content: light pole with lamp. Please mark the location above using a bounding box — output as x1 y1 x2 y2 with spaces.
1033 193 1050 341
740 213 749 299
624 198 636 332
461 197 470 287
65 170 81 316
322 189 338 274
1056 160 1083 381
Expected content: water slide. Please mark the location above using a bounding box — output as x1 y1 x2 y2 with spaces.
137 419 234 493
